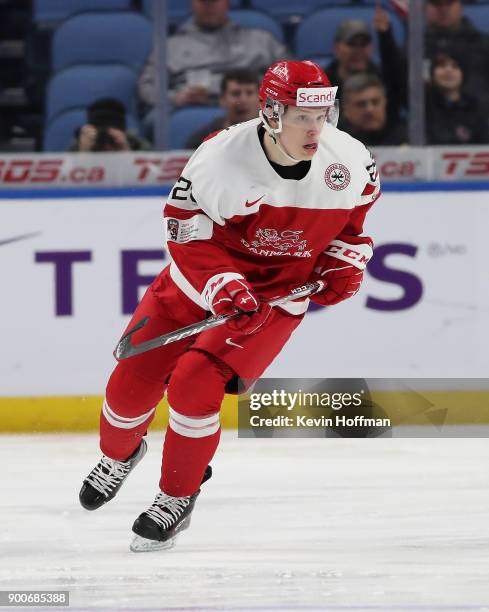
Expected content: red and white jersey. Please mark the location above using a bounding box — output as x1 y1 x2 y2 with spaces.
164 117 380 315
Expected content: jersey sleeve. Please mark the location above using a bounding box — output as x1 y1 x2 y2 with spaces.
316 147 378 271
164 148 245 311
341 147 380 238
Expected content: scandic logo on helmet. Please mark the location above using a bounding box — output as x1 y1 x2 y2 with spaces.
297 87 338 107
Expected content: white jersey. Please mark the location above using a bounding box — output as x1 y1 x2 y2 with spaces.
164 117 380 315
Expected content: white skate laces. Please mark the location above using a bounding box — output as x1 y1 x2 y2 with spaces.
145 492 191 529
85 456 131 497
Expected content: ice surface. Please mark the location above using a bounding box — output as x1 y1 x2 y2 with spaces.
1 432 489 610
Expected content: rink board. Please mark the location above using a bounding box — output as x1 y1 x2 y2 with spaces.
1 390 489 432
1 189 489 430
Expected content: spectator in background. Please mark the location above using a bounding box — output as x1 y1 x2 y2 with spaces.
68 98 151 152
425 0 489 106
425 49 489 145
339 73 407 146
325 5 407 123
185 69 260 149
138 0 289 110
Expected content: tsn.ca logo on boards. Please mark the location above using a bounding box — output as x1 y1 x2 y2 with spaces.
0 159 105 184
0 157 189 185
441 151 489 176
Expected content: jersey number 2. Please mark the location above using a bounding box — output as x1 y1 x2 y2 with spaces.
171 177 196 202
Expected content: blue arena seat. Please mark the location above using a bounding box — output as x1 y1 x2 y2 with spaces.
143 0 242 25
228 9 284 42
169 107 224 149
43 109 87 151
249 0 352 21
43 108 140 151
33 0 132 25
294 6 405 60
52 13 152 72
46 65 138 121
463 4 489 35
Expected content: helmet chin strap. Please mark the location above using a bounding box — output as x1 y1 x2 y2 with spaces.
259 110 302 165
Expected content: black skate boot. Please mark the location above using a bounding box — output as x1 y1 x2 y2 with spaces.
79 439 147 511
130 465 212 552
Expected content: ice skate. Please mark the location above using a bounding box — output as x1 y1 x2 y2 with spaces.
130 465 212 552
79 439 147 511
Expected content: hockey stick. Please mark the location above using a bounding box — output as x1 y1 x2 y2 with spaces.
114 280 325 360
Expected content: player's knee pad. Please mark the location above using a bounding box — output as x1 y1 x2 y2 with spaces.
167 349 234 419
106 361 166 417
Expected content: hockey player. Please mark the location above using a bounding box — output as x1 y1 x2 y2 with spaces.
79 60 380 552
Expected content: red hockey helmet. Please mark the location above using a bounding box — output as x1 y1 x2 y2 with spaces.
259 60 335 111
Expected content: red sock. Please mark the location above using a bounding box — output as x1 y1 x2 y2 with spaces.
161 349 232 496
160 425 220 496
100 362 165 460
100 398 155 460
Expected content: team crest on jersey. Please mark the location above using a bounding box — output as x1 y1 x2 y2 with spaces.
241 228 311 258
253 228 307 251
324 163 351 191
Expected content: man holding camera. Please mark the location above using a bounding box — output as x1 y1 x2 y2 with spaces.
68 98 151 152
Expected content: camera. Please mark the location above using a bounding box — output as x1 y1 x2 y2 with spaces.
81 98 128 152
92 127 118 152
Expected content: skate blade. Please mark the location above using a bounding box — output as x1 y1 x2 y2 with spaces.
130 534 176 553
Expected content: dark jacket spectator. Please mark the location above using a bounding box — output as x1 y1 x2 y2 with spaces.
67 98 151 152
425 50 489 145
339 73 407 146
425 0 489 106
186 116 226 150
185 69 260 149
325 6 407 123
138 0 289 110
